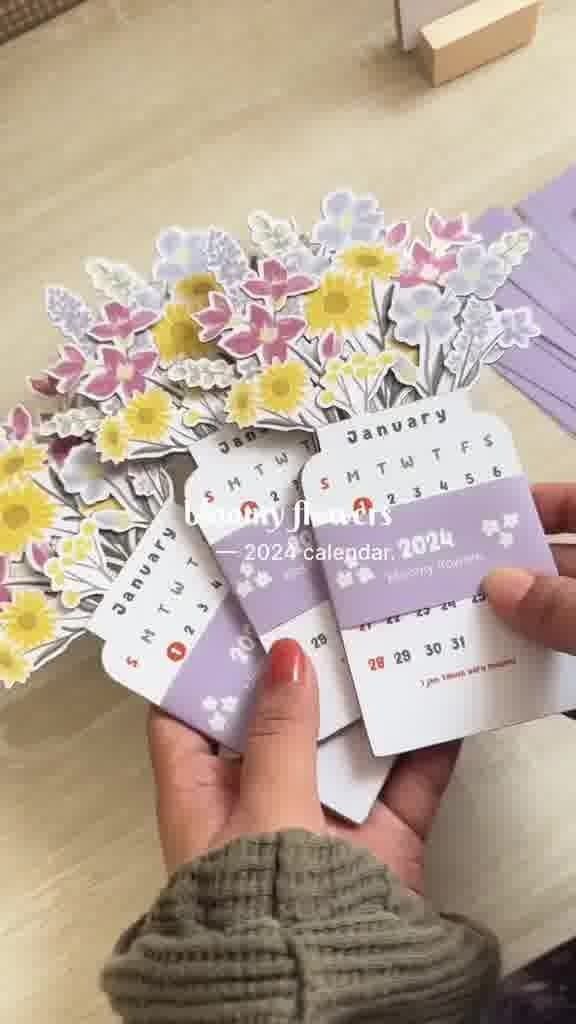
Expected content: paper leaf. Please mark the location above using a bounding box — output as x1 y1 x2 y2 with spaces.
247 210 300 256
45 286 96 342
489 230 533 271
85 258 152 306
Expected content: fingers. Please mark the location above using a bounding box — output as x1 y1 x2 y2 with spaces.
551 544 576 578
239 638 323 831
532 484 576 535
148 708 219 869
380 741 461 842
484 569 576 655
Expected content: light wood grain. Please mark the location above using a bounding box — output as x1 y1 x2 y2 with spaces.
2 1 576 1019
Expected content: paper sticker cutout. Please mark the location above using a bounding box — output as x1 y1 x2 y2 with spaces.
0 402 173 689
32 192 537 450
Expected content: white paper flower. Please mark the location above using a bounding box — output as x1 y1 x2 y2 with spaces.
312 190 385 251
58 443 111 504
167 357 235 390
248 211 299 256
208 711 227 732
237 579 254 598
498 308 540 349
39 407 102 438
390 285 460 348
461 297 500 341
221 696 239 713
445 245 507 300
202 696 218 711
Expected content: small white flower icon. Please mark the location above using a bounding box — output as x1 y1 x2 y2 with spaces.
208 711 227 733
336 570 354 589
503 513 519 529
202 696 218 711
357 566 375 584
221 696 239 713
237 578 254 598
499 532 514 548
482 519 500 537
344 553 359 570
239 561 254 578
255 570 273 589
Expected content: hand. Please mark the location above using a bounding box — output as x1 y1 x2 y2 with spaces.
485 483 576 655
149 638 459 894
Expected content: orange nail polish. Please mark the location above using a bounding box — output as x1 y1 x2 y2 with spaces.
265 638 306 686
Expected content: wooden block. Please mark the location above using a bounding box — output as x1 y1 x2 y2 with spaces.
417 0 541 87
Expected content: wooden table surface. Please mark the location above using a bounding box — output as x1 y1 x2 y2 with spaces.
2 1 576 1019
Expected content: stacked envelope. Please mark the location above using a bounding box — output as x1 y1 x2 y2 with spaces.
1 185 575 823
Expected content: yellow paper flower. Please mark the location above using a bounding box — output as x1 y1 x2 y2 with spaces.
80 519 97 539
318 389 336 408
0 639 31 688
45 557 65 589
0 481 56 557
176 273 221 313
225 380 260 428
61 590 81 609
153 303 220 365
259 361 309 416
340 245 401 283
305 273 371 335
124 390 172 443
96 415 131 465
1 590 56 650
0 443 45 489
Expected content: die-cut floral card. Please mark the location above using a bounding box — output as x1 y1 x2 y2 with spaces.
0 402 172 688
33 192 539 452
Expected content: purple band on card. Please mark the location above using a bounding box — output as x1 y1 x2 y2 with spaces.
162 594 263 751
213 518 328 634
314 476 556 629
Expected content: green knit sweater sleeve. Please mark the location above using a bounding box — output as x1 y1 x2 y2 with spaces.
101 830 499 1023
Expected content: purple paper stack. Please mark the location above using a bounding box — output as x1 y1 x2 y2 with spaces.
474 167 576 436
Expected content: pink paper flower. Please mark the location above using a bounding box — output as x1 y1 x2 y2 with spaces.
50 345 87 394
193 293 234 342
5 405 33 442
220 305 306 364
28 373 59 398
318 332 342 362
83 347 158 402
241 259 316 308
426 210 480 246
398 242 457 287
26 542 51 573
0 557 11 605
384 222 410 248
89 302 159 342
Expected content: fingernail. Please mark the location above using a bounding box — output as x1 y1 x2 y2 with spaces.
265 638 306 687
484 568 535 606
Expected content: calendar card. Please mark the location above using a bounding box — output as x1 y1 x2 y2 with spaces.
303 400 576 756
185 427 361 740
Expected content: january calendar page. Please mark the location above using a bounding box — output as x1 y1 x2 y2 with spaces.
302 395 576 756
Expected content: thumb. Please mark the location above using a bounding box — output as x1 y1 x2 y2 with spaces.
484 569 576 655
239 638 323 832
